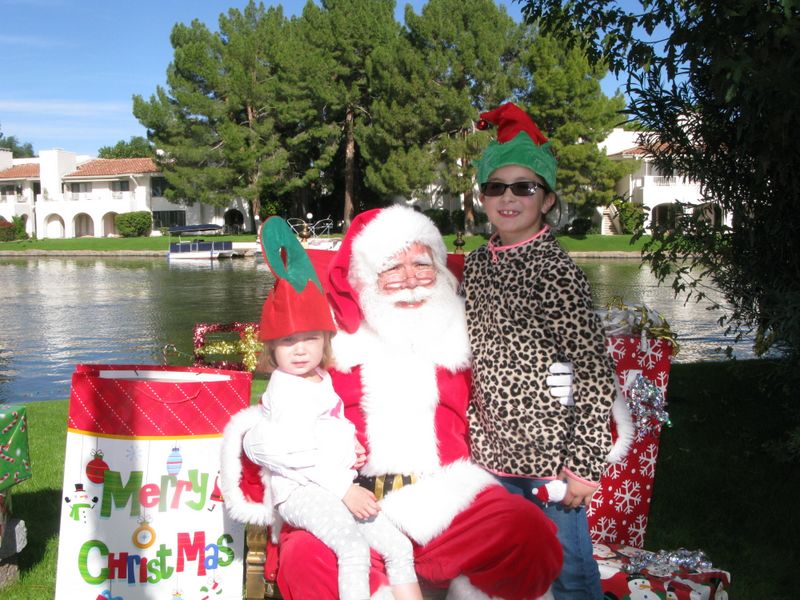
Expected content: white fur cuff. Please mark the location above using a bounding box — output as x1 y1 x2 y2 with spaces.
219 406 274 526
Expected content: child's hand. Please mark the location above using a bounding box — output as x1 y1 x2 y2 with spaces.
343 484 380 519
353 439 367 469
559 470 599 509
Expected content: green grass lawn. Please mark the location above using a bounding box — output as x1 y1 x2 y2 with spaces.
1 232 649 254
3 362 794 598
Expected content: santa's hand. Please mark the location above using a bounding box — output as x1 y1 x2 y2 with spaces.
343 484 380 519
547 362 574 406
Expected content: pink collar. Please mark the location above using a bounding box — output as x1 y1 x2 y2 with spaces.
488 225 550 262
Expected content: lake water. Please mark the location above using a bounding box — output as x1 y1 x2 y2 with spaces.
0 255 751 405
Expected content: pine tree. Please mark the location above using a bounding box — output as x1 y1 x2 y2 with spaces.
517 31 630 216
132 2 291 229
397 0 521 233
294 0 401 228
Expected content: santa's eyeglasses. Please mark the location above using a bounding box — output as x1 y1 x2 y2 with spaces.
480 180 547 197
378 264 436 287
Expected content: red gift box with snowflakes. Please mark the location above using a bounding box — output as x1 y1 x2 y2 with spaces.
593 542 730 599
588 336 673 548
55 364 252 600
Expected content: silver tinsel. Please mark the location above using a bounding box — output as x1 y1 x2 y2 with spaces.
627 373 671 440
622 548 714 574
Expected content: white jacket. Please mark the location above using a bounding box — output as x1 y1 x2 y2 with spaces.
242 368 357 504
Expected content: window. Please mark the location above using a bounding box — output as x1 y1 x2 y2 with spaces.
111 180 129 199
151 177 168 198
152 210 186 229
0 184 21 197
70 182 92 194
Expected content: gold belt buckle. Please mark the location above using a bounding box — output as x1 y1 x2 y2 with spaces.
372 473 418 501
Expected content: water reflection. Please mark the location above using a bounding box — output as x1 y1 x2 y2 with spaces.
1 255 753 404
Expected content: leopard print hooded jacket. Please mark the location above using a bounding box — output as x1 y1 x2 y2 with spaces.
463 228 616 483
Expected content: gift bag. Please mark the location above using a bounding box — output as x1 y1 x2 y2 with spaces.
55 364 251 600
589 300 676 548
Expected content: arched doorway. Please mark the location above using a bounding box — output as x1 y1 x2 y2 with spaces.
692 202 723 227
103 212 119 237
44 214 66 238
224 209 245 234
650 203 680 232
74 213 95 237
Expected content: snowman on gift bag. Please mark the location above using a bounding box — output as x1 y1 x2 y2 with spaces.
64 482 98 523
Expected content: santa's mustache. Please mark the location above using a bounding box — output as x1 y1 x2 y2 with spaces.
381 285 435 305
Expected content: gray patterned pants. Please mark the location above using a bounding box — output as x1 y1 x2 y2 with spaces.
278 483 417 600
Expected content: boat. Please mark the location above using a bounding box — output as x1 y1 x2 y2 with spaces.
286 217 343 251
167 224 246 260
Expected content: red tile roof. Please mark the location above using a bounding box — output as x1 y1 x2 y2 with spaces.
0 163 40 179
64 158 159 178
608 146 647 158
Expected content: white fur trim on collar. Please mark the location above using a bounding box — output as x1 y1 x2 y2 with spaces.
219 405 274 526
350 205 447 288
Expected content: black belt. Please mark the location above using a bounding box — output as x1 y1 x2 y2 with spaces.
355 473 418 501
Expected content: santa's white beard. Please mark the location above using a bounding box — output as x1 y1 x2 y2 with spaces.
359 276 463 350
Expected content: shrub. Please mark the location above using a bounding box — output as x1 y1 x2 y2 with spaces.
0 216 28 241
612 199 645 234
0 220 13 242
423 208 453 234
115 211 153 237
567 217 593 235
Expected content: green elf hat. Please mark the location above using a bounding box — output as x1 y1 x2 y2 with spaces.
474 102 557 192
258 216 336 341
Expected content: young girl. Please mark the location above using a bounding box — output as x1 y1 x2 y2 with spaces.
463 103 619 600
243 217 423 600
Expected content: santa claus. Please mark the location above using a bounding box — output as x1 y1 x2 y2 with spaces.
222 206 563 599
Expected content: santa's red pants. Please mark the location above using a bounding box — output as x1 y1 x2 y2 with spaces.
277 485 562 599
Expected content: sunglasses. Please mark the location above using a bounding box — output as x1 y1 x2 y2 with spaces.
480 181 547 197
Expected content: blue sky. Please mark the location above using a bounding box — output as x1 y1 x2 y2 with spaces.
1 0 622 157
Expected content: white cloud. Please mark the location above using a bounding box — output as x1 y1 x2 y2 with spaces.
0 99 131 117
0 34 65 48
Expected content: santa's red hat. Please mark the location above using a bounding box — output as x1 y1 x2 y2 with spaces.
259 217 336 341
326 206 447 333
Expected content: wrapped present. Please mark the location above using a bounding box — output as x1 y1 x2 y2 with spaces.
589 301 676 548
193 322 262 372
0 406 31 495
0 405 31 559
593 542 730 599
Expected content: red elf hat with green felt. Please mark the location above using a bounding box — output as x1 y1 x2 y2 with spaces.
259 217 336 341
474 102 557 191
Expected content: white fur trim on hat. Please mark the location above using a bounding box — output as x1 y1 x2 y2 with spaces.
219 405 275 527
349 205 447 289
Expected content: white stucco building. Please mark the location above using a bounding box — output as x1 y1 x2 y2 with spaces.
598 128 727 234
0 149 252 239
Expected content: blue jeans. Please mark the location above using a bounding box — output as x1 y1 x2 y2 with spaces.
496 475 602 600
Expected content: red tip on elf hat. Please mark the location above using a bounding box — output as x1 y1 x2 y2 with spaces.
259 217 336 341
476 102 548 145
